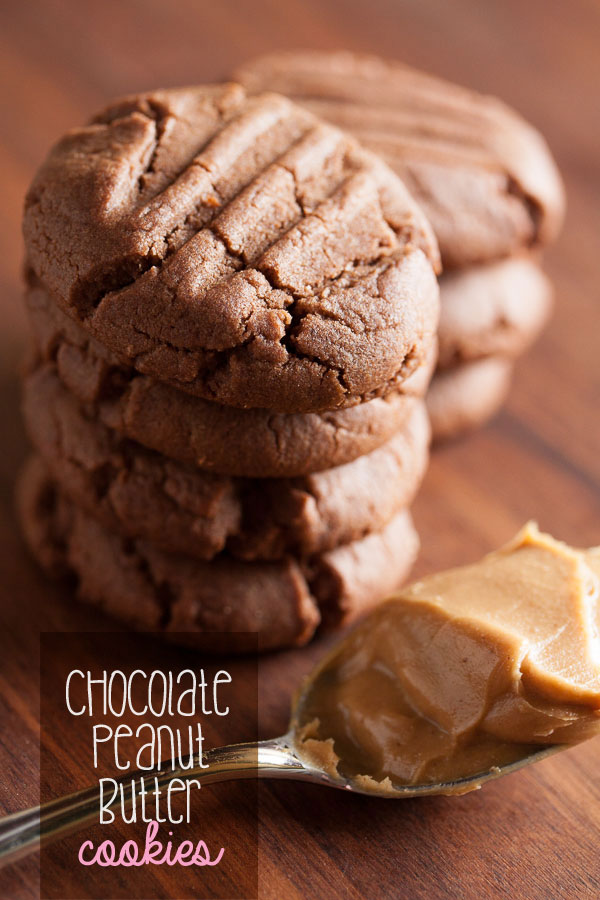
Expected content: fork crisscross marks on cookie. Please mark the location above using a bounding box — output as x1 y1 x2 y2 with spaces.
24 84 439 412
234 52 565 269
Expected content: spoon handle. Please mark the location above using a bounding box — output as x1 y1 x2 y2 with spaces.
0 736 307 868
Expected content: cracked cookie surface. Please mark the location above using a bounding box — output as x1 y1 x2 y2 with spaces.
23 365 429 560
25 284 434 476
235 52 565 268
18 457 419 652
24 83 439 412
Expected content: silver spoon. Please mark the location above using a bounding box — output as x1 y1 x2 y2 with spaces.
0 729 563 867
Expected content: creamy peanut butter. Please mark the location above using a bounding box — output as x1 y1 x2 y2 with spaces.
293 524 600 791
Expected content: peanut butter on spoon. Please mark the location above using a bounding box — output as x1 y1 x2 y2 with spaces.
2 524 599 868
293 523 600 793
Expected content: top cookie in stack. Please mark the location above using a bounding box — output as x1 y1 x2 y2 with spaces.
235 52 565 438
23 83 439 413
19 84 440 652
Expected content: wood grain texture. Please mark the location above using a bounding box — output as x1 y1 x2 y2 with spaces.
0 0 599 897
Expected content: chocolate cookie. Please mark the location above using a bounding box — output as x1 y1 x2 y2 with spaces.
235 51 565 268
24 83 439 412
427 357 513 442
26 284 434 477
18 457 419 652
437 257 552 369
23 364 429 560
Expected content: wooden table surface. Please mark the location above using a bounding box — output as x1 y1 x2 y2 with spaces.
1 1 599 898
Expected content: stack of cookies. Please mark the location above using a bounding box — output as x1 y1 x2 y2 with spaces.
18 84 440 651
236 52 565 440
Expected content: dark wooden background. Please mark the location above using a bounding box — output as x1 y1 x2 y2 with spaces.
1 1 599 898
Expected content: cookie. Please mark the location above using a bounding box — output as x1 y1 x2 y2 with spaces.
426 357 513 441
18 457 420 652
234 51 565 268
437 257 552 369
24 83 440 413
26 284 435 477
23 364 430 560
